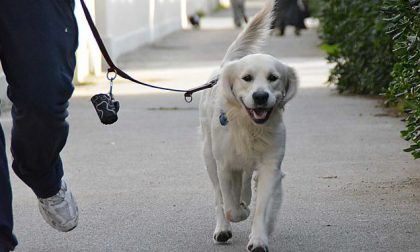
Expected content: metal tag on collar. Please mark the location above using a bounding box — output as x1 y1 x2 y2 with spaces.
219 111 229 126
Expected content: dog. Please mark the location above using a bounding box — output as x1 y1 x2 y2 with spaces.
198 0 298 251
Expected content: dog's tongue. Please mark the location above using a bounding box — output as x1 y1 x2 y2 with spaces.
252 110 267 120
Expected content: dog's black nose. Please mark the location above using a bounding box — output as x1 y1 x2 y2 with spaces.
253 91 269 105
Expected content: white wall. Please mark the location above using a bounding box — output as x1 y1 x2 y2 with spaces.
97 0 183 60
75 0 221 82
75 0 102 82
75 0 184 82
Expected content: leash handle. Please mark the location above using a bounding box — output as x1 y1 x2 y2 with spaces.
79 0 215 101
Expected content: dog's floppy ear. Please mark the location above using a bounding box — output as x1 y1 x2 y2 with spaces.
282 66 298 105
220 61 238 103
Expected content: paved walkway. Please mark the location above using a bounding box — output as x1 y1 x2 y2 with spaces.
1 2 419 251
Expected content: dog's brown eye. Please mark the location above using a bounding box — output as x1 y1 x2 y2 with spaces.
267 74 279 82
242 75 253 82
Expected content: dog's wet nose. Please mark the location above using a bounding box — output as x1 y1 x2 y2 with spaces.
252 91 269 105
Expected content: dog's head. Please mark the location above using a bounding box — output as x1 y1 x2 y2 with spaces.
219 54 298 124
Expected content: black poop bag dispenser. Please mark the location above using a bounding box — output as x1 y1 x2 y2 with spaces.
91 70 120 125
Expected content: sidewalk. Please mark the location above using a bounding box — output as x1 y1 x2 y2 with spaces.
1 2 419 251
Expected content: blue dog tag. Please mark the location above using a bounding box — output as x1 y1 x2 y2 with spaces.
219 111 229 126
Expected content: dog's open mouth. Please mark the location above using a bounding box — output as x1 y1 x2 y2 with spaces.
246 107 273 124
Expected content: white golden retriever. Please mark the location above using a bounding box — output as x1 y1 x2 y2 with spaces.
199 1 298 251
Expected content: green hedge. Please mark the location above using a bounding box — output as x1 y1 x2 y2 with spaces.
308 0 322 17
319 0 394 94
319 0 420 158
383 0 420 158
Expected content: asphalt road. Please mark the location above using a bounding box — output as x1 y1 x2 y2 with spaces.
1 3 419 252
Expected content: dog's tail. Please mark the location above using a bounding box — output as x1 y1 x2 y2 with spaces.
221 0 275 65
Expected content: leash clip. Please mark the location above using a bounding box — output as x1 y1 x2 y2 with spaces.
107 68 117 81
107 68 117 97
184 93 193 103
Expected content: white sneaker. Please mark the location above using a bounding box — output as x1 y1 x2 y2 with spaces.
38 180 79 232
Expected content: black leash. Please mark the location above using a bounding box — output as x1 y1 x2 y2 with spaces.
79 0 217 103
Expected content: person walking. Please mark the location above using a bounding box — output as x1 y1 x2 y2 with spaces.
0 0 79 251
230 0 248 28
272 0 310 36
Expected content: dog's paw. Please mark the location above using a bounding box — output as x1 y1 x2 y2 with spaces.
213 230 232 243
225 202 250 222
247 236 269 252
247 245 269 252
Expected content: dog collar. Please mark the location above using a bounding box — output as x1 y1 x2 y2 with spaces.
219 111 229 126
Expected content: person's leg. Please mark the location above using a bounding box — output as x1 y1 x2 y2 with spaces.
238 0 248 24
230 0 243 27
280 21 286 36
0 0 77 198
0 0 79 234
0 125 17 252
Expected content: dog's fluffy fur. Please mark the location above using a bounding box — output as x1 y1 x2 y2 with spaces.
199 1 298 251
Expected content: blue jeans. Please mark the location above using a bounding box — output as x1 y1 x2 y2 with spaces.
0 0 78 250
